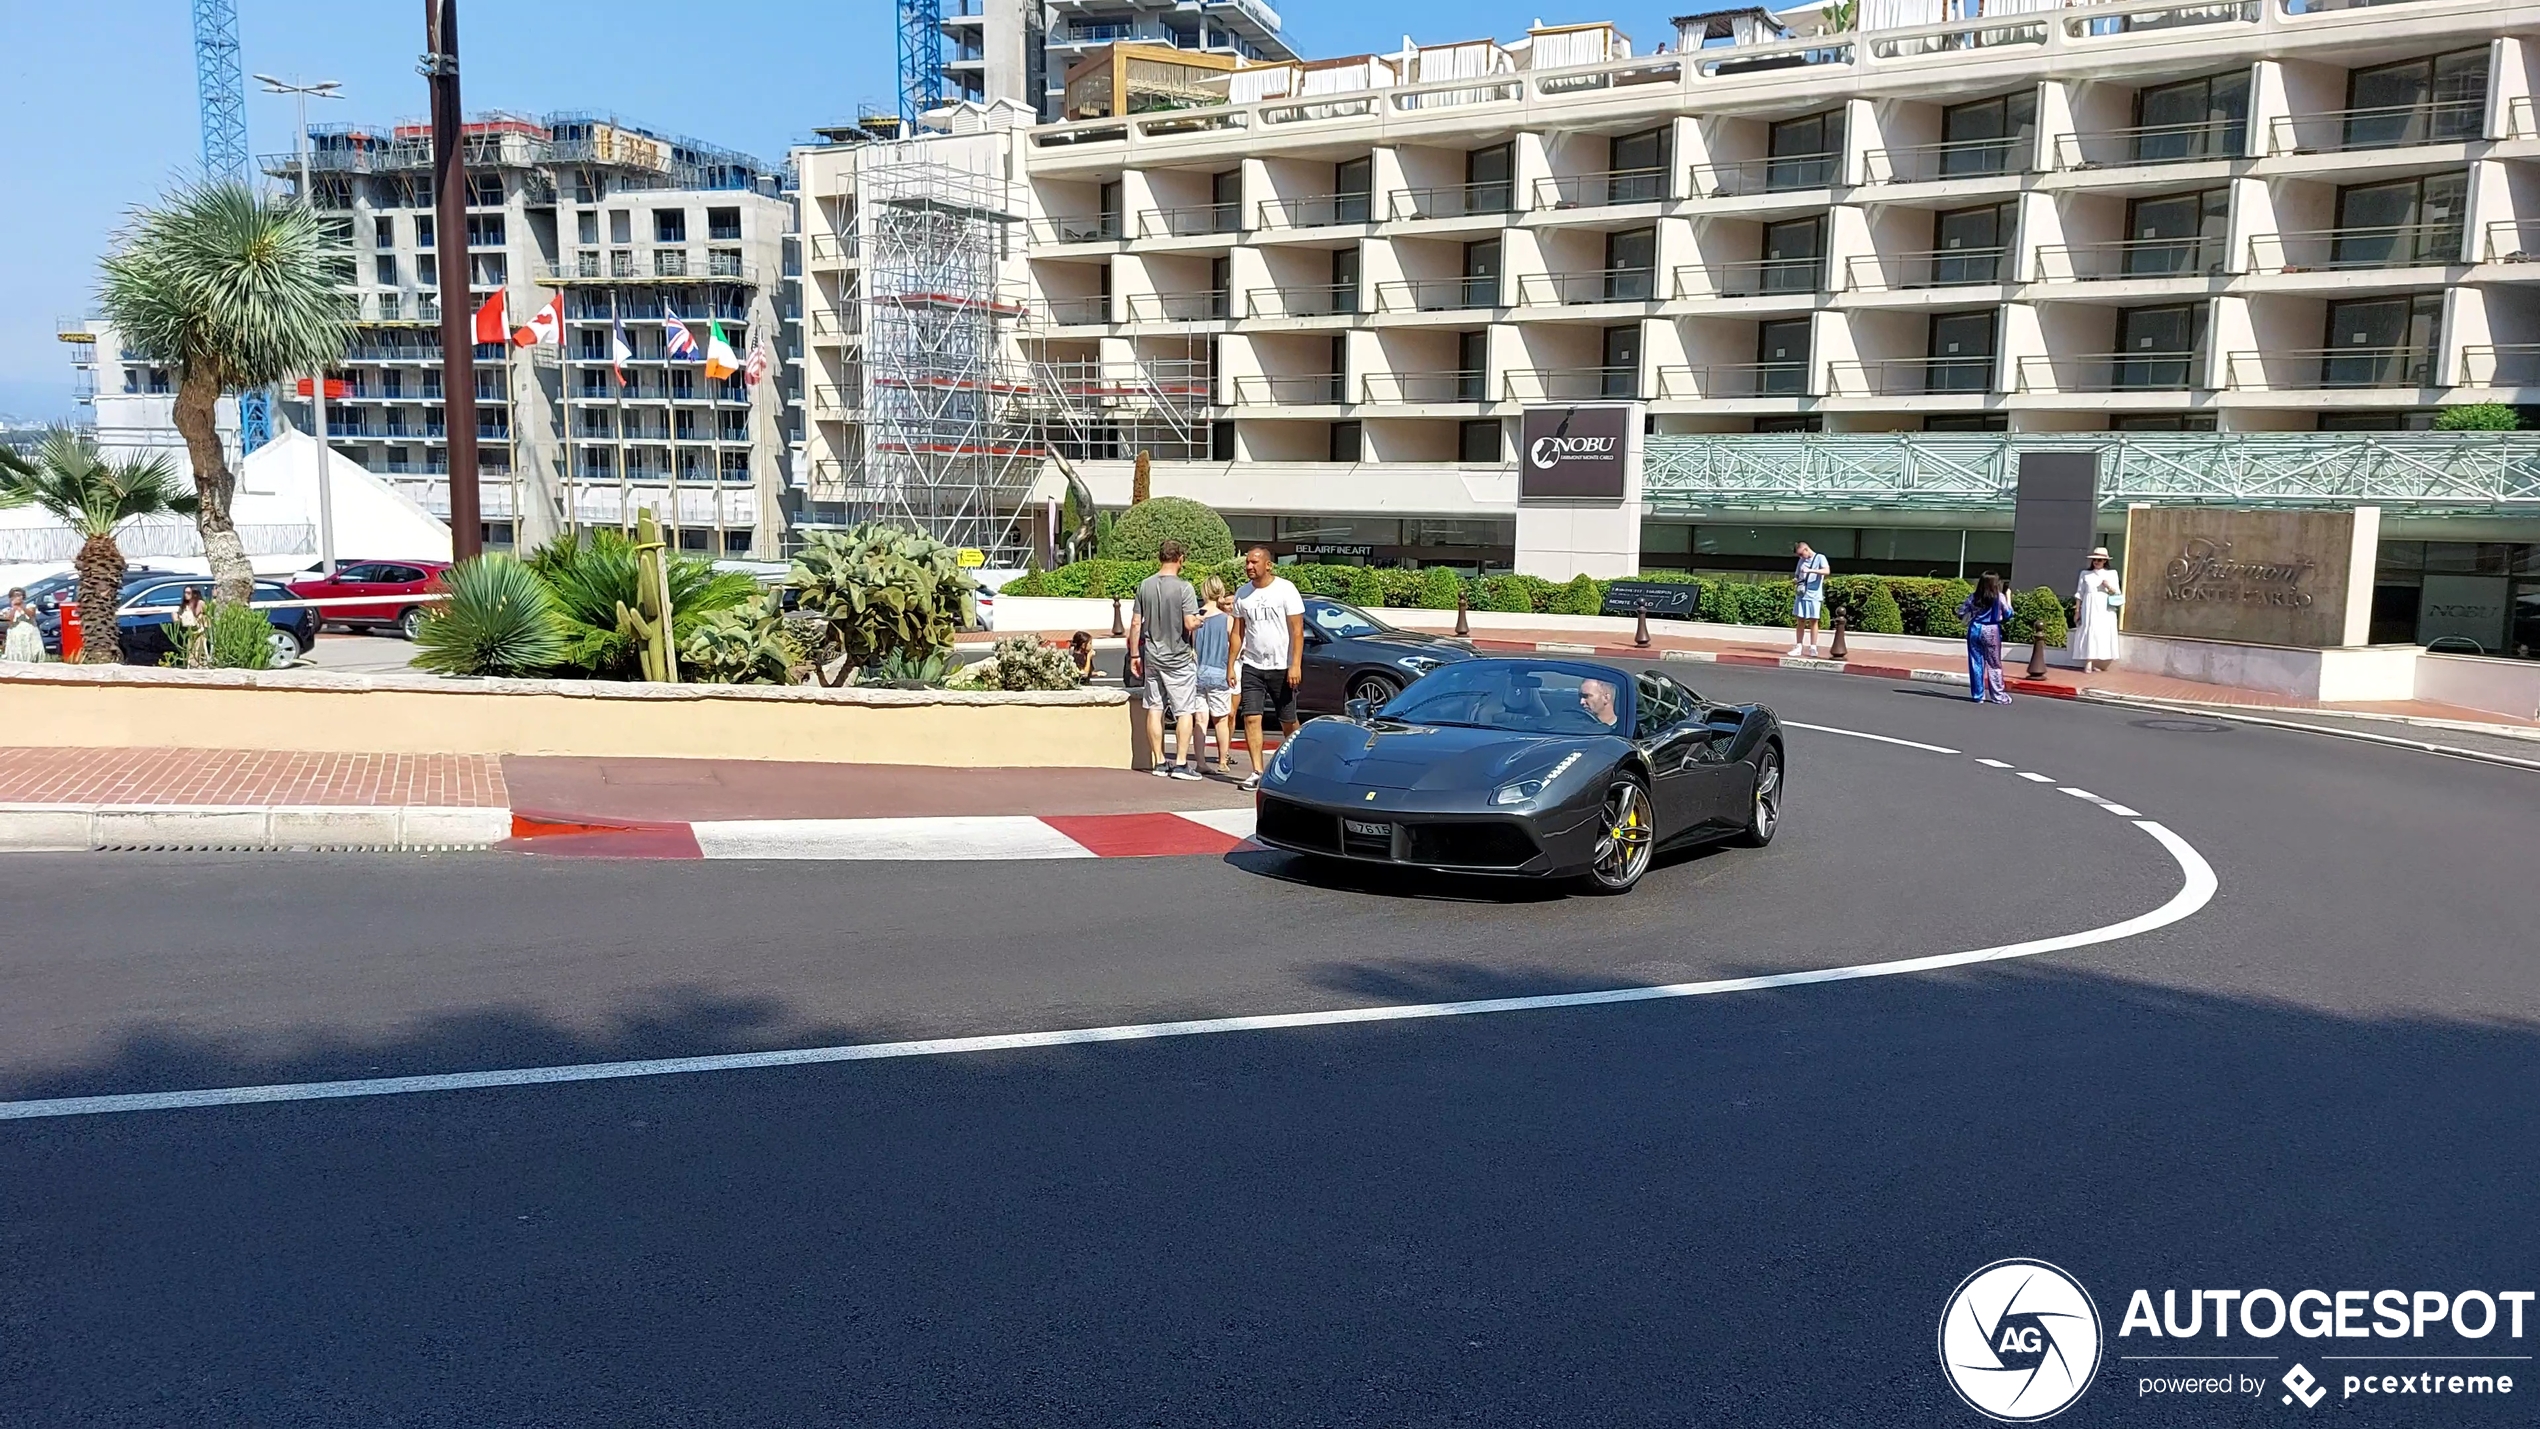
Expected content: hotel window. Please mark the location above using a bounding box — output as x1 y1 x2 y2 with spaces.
655 210 688 243
2133 71 2248 162
1939 90 2037 177
1767 110 1843 190
2344 50 2488 149
1459 419 1501 463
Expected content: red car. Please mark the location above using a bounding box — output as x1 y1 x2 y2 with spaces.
287 559 453 639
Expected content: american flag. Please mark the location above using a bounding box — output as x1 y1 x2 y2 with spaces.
743 334 770 387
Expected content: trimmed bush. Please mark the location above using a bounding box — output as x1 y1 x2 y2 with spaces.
1375 567 1425 608
1553 573 1603 615
1106 497 1234 564
2009 585 2070 647
1474 574 1534 613
2434 402 2518 431
1857 580 1905 635
1417 566 1464 610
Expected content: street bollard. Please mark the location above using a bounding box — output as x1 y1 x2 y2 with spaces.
1110 596 1124 637
1828 609 1848 661
2025 630 2051 680
1454 587 1470 638
1634 598 1651 648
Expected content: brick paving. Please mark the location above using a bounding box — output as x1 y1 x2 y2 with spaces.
0 749 508 808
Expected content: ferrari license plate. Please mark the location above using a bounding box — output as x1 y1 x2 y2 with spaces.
1344 819 1392 837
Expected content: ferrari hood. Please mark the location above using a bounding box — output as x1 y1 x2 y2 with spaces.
1290 720 1588 790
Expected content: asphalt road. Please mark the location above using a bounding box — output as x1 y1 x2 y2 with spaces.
1 664 2534 1427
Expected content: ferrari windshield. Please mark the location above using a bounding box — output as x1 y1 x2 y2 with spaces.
1378 661 1633 736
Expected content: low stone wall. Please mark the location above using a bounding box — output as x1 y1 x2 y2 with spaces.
0 664 1130 768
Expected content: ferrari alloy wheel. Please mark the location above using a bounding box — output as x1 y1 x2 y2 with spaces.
1348 673 1400 709
1736 745 1781 847
1586 776 1656 893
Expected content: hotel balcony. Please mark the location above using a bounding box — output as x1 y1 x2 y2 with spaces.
1360 370 1487 404
1385 182 1517 222
1245 282 1359 318
2266 99 2485 156
1826 355 1996 397
1123 290 1233 321
2048 119 2247 171
2012 351 2206 393
1654 362 1812 399
1255 192 1375 229
2247 223 2465 275
1688 154 1841 200
1504 365 1639 401
1232 372 1348 405
1374 276 1502 313
1674 256 1829 299
1842 246 2010 292
1135 202 1242 240
1861 137 2032 187
1531 167 1670 211
2458 344 2540 386
2031 235 2230 283
1516 268 1659 306
2223 346 2437 390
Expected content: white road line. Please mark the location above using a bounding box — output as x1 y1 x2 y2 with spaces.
1176 807 1257 838
0 822 2217 1124
1781 721 1959 756
690 816 1094 862
1976 758 2013 769
2059 787 2102 802
2017 772 2055 783
2101 804 2141 817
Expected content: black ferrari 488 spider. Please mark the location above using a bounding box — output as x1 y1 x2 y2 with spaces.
1251 657 1784 894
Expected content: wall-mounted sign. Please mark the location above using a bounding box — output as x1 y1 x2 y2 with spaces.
2416 573 2511 654
2120 506 2377 649
1292 543 1374 558
1519 405 1632 503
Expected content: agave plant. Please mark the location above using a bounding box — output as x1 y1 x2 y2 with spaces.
412 555 568 678
788 524 979 688
0 430 199 664
854 645 956 687
526 528 757 679
96 181 354 605
677 587 801 685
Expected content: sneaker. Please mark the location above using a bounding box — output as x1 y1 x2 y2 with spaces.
1786 645 1804 657
1239 773 1262 792
1169 764 1203 781
1151 764 1172 778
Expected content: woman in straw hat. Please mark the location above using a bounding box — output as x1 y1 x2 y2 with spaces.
2070 546 2123 673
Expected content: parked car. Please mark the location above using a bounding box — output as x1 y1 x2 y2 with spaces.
27 567 175 656
286 559 452 639
1294 596 1478 716
106 574 315 667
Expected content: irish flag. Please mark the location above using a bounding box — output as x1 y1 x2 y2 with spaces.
704 319 743 381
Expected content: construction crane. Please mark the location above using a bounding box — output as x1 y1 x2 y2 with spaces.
897 0 945 128
192 0 272 451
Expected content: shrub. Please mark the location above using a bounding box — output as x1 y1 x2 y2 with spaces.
1885 577 1975 639
1342 565 1385 608
1375 567 1425 608
1857 580 1905 635
982 634 1081 691
2434 402 2518 431
1417 566 1464 610
206 600 278 668
413 554 568 677
527 528 755 679
679 587 800 685
1474 574 1533 613
2010 585 2070 647
1106 496 1234 564
1552 573 1603 615
789 523 980 687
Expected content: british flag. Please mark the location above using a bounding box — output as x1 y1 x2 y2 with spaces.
663 306 701 361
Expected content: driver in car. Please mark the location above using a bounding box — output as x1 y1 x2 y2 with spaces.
1578 677 1620 729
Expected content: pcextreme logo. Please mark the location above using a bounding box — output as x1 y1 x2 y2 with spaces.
1940 1260 2104 1422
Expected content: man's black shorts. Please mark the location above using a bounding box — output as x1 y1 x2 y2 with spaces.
1240 665 1298 723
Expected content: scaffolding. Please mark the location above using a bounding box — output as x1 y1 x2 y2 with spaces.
854 157 1040 558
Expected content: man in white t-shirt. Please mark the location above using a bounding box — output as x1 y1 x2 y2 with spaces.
1225 545 1306 792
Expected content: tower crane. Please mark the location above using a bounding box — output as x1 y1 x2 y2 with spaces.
191 0 273 451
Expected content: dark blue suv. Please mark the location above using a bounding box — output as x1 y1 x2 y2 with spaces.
39 574 316 666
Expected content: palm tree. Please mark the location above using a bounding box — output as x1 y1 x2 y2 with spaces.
96 179 352 605
0 431 198 664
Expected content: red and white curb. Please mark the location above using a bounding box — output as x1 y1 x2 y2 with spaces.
504 807 1259 860
0 803 511 852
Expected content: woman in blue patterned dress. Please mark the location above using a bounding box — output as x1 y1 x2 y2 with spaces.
1959 573 2015 704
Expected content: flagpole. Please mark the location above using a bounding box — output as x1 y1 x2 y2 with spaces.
560 291 576 540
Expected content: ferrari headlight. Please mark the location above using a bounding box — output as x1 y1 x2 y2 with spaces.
1492 752 1581 806
1268 741 1294 782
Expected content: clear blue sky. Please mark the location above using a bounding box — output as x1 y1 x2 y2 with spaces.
1 0 1655 421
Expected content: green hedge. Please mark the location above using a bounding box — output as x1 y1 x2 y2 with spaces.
1004 559 2024 639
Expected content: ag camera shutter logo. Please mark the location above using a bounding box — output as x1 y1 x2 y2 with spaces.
1939 1259 2104 1421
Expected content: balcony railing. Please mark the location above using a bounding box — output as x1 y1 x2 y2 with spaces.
2031 235 2229 282
1232 373 1349 405
1504 366 1640 401
2013 352 2207 393
1654 363 1813 399
1843 247 2009 290
1244 283 1359 318
1386 182 1516 221
2051 117 2249 170
1689 154 1841 197
1036 215 1123 244
1826 356 1997 396
2224 347 2436 390
2457 345 2540 386
1040 295 1110 325
1124 291 1233 321
2266 99 2486 155
1255 193 1376 228
1532 168 1671 209
1360 370 1488 403
1136 203 1243 239
1862 136 2032 185
1675 257 1828 298
1373 277 1503 312
2248 223 2464 273
1516 269 1660 305
2483 222 2540 264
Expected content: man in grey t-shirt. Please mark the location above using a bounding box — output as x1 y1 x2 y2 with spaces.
1126 538 1204 780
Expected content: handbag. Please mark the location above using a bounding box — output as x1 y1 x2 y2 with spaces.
2105 589 2125 608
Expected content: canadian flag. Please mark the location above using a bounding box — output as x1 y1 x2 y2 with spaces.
471 290 508 345
513 293 564 348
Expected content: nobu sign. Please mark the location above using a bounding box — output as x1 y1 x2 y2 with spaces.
1519 405 1632 503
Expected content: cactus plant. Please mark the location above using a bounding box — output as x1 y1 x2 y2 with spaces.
788 523 980 687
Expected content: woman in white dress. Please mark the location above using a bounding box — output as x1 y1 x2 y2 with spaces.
1 588 43 663
2069 547 2123 672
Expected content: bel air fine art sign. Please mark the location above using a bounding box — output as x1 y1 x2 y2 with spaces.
2121 506 2380 649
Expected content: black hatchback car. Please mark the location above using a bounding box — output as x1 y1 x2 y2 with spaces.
1295 596 1477 716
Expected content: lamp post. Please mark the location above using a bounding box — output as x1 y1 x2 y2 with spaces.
257 74 345 578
